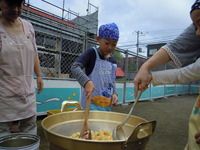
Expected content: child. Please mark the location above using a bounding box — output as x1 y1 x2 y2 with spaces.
71 23 119 111
150 57 200 149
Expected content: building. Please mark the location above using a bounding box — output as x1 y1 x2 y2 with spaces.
147 43 166 57
147 43 175 71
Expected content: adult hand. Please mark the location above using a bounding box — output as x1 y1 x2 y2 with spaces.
84 80 95 100
133 66 152 97
111 93 118 105
37 76 44 94
195 130 200 144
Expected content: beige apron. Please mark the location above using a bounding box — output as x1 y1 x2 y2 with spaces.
0 19 37 122
184 90 200 150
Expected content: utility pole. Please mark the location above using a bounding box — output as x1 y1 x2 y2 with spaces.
135 31 145 71
62 0 65 20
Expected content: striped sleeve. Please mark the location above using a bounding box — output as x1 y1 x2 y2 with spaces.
71 61 90 87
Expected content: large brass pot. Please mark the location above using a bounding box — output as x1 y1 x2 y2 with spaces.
42 111 156 150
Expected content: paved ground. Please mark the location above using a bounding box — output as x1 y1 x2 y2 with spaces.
37 94 197 150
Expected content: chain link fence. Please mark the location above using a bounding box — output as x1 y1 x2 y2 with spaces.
35 29 86 78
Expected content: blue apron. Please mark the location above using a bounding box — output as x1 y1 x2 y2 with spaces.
81 47 117 111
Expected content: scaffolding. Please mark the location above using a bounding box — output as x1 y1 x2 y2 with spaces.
22 0 98 78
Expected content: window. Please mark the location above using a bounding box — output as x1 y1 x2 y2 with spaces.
149 48 157 55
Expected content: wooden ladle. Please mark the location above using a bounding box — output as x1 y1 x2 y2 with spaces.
79 97 92 139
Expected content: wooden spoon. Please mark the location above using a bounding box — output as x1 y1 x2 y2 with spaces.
79 97 92 139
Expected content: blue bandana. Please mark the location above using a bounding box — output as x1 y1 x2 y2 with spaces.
191 0 200 13
99 23 119 40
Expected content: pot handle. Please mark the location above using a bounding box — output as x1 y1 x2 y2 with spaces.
127 120 156 143
61 100 82 112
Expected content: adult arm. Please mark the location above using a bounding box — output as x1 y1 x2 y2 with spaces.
134 24 200 97
133 49 171 96
151 58 200 86
34 56 44 94
28 21 44 94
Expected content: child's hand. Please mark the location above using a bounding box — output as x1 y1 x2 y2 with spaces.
111 93 118 105
84 80 95 100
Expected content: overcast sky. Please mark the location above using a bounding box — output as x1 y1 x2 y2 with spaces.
26 0 195 56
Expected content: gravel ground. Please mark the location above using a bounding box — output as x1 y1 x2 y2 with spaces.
37 94 197 150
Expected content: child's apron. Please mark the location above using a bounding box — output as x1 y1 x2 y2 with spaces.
81 47 117 111
0 19 37 122
184 89 200 150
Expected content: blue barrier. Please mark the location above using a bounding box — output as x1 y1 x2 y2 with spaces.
36 79 199 115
